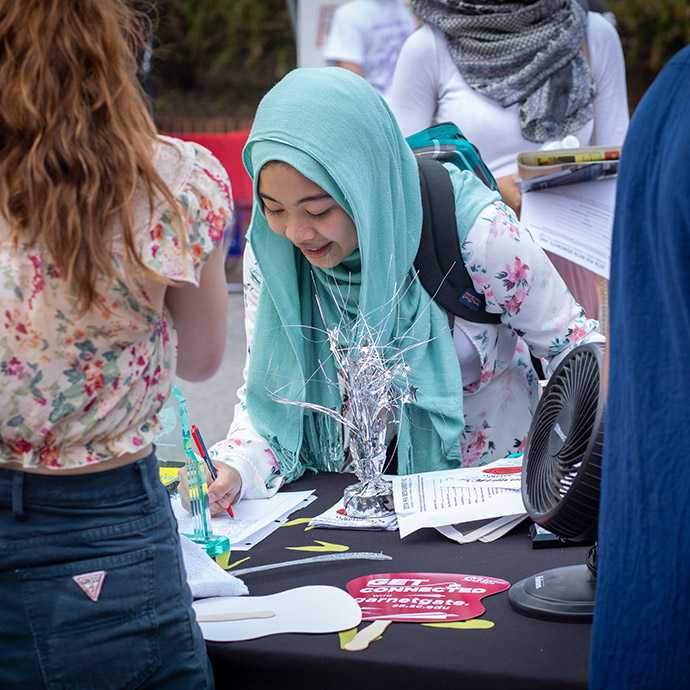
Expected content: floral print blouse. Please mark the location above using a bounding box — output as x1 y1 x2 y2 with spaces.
212 198 602 500
0 137 232 469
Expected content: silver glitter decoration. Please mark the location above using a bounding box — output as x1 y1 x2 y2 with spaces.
273 278 417 519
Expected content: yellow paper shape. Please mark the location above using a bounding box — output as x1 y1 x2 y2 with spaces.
214 551 231 569
218 556 251 571
281 518 313 527
338 628 359 648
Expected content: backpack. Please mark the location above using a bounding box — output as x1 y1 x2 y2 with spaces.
407 122 547 379
407 122 501 325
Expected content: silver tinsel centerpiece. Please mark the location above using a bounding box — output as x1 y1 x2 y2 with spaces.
274 285 414 519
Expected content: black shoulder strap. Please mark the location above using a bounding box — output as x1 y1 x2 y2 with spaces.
413 158 501 325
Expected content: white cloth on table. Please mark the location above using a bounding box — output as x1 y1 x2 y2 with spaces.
179 534 248 599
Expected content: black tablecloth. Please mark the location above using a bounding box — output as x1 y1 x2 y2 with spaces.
207 472 592 690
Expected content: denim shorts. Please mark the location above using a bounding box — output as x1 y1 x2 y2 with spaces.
0 451 214 690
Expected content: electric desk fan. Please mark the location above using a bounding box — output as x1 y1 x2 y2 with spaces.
508 341 605 622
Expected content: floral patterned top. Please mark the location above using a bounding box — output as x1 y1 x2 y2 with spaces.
0 136 232 469
212 197 602 500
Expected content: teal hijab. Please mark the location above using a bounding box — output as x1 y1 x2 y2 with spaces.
243 67 484 481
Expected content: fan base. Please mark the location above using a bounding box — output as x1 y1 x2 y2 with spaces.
508 564 595 622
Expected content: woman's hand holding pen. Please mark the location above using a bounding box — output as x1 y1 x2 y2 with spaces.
178 462 242 517
206 463 242 516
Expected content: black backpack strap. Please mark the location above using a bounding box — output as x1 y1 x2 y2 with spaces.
413 158 501 325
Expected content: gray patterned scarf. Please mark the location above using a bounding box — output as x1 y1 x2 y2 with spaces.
411 0 595 143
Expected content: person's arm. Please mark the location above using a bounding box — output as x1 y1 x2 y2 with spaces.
147 138 232 383
322 6 365 70
586 11 629 146
495 174 522 218
153 138 238 514
334 60 362 76
165 245 228 382
388 25 439 136
178 242 285 514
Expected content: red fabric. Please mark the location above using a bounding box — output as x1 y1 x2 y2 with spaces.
169 130 253 204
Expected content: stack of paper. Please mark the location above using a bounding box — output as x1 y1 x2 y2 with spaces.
171 490 316 551
517 145 620 193
390 456 527 540
436 514 527 544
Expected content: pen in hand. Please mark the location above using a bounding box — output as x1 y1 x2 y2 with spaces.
191 424 234 518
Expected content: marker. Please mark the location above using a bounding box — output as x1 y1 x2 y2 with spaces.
191 424 234 518
534 150 620 166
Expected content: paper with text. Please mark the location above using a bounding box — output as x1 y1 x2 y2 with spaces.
520 177 616 279
391 457 525 538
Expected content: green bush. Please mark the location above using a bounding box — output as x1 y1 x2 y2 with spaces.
151 0 689 118
154 0 295 91
608 0 690 70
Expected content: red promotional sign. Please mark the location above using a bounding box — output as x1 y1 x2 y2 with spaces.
346 572 510 622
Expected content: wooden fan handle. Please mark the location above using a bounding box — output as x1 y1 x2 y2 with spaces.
343 619 392 652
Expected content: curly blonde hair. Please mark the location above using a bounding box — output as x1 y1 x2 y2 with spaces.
0 0 180 311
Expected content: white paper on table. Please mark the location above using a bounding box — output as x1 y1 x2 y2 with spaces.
171 490 316 551
436 513 527 544
310 498 399 531
520 177 616 279
479 513 528 542
228 494 318 550
391 457 526 538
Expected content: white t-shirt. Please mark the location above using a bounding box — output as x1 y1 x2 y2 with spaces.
388 12 629 176
323 0 417 99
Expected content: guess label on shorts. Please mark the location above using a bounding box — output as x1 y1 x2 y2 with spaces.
72 570 107 602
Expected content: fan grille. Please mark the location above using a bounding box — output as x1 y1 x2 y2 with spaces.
522 342 605 541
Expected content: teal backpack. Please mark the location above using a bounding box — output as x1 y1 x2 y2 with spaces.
407 122 502 325
406 121 500 194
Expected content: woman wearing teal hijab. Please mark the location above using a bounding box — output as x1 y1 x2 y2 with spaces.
201 67 602 511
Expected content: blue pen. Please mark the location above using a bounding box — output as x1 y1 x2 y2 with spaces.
191 424 233 517
191 424 216 479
